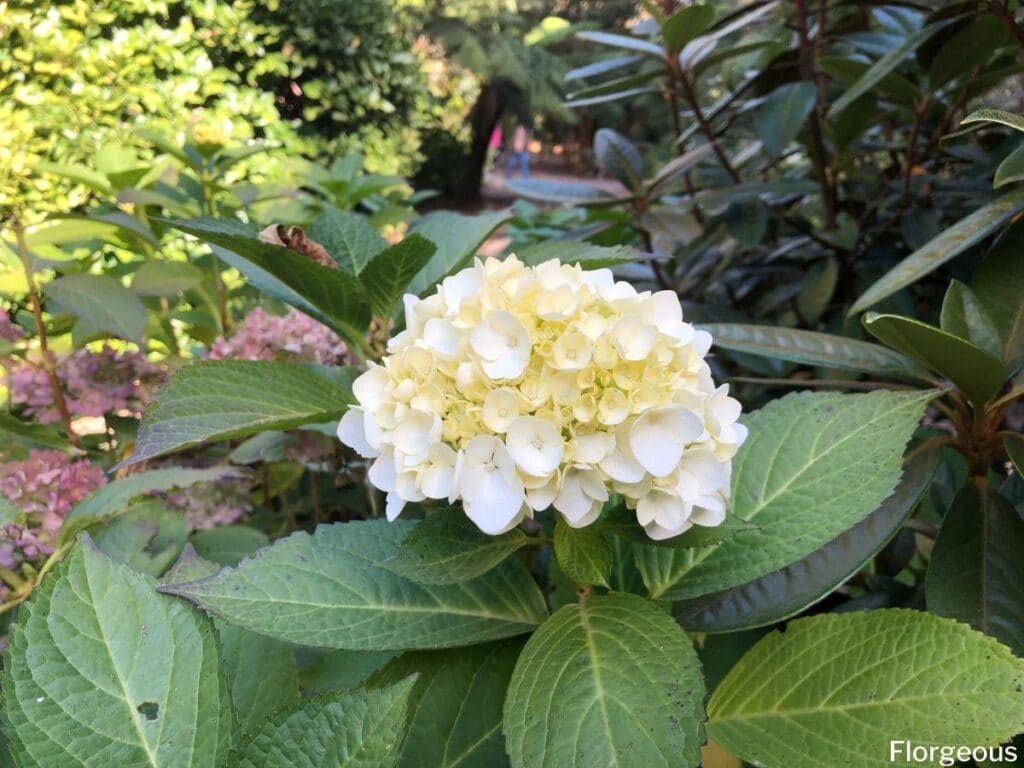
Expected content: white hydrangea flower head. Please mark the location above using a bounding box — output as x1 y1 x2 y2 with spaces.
337 256 747 540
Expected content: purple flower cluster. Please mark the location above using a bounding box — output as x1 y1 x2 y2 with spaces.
0 307 22 342
208 308 352 366
10 345 165 424
164 474 254 530
0 450 106 600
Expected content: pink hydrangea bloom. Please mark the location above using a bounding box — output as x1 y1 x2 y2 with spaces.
208 308 352 366
164 475 254 530
0 308 22 342
9 345 165 423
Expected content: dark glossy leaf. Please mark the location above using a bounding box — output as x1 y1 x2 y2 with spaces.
359 234 436 316
754 82 817 157
940 280 1003 358
662 4 715 52
973 226 1024 370
995 144 1024 188
927 482 1024 654
796 257 839 324
864 313 1007 405
593 128 643 190
676 446 939 632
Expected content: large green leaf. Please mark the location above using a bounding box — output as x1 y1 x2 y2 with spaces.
701 323 932 380
675 445 939 632
1 538 236 768
554 519 612 588
515 241 639 269
661 3 715 52
159 519 547 650
973 226 1024 370
707 610 1024 768
575 30 667 58
963 108 1024 133
504 179 617 205
864 313 1007 405
850 187 1024 314
130 261 203 296
940 279 1003 358
61 466 244 545
91 501 188 576
504 593 705 768
122 360 351 467
306 205 387 274
371 639 523 768
162 217 371 342
635 390 933 600
754 82 817 158
995 143 1024 188
235 678 416 768
377 508 532 585
593 128 644 190
359 234 436 317
45 273 148 342
406 210 510 297
926 482 1024 655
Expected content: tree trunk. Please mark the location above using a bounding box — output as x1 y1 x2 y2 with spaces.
457 81 506 204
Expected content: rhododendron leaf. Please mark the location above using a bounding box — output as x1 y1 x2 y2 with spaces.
675 445 939 632
504 593 705 768
370 639 523 768
926 482 1024 655
1 538 237 768
554 519 612 588
61 465 246 545
707 610 1024 768
159 519 547 650
406 210 510 297
636 389 933 600
160 217 371 343
378 508 531 585
235 678 415 768
306 205 386 274
360 234 436 316
515 241 640 268
121 360 352 467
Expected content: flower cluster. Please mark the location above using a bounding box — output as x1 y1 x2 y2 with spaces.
164 478 253 530
0 450 106 599
208 307 353 366
0 307 22 342
338 256 746 540
10 346 164 423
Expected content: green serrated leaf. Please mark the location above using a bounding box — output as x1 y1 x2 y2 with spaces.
235 678 415 768
1 538 236 768
707 610 1024 768
122 360 352 467
371 639 523 768
406 210 511 297
504 593 705 768
378 508 531 585
675 445 940 632
636 390 933 600
554 519 612 587
850 187 1024 314
45 273 148 342
926 482 1024 655
306 205 387 274
91 501 188 576
360 234 436 317
159 519 547 650
864 313 1007 405
754 82 817 158
189 525 270 566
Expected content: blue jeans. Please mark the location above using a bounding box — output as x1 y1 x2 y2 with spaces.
506 151 529 178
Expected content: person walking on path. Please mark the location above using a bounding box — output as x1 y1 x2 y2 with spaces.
506 123 530 179
486 123 503 172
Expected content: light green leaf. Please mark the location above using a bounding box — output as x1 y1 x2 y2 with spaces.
189 525 270 566
159 519 547 650
45 273 148 342
963 108 1024 133
662 4 715 52
62 466 244 545
1 538 236 768
707 610 1024 768
122 360 352 467
701 323 932 380
515 241 640 269
371 639 522 768
92 501 188 576
306 205 387 274
940 280 1003 358
973 225 1024 370
850 187 1024 314
593 128 643 190
377 508 531 585
34 161 113 195
161 217 371 343
864 313 1006 405
995 143 1024 187
675 445 939 632
505 178 617 204
236 678 416 768
359 234 436 317
828 21 951 117
131 261 203 296
554 519 612 588
754 82 817 157
636 389 933 600
926 482 1024 655
504 593 705 768
575 30 667 58
406 210 511 297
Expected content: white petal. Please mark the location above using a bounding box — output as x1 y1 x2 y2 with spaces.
636 489 691 539
629 406 704 478
352 365 390 411
385 493 407 522
337 407 378 458
506 416 564 477
423 318 461 358
368 450 397 493
460 470 526 534
689 500 727 527
599 424 646 483
481 352 528 381
526 473 559 511
419 444 458 499
392 409 438 458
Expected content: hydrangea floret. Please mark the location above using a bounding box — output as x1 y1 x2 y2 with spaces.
338 256 746 540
